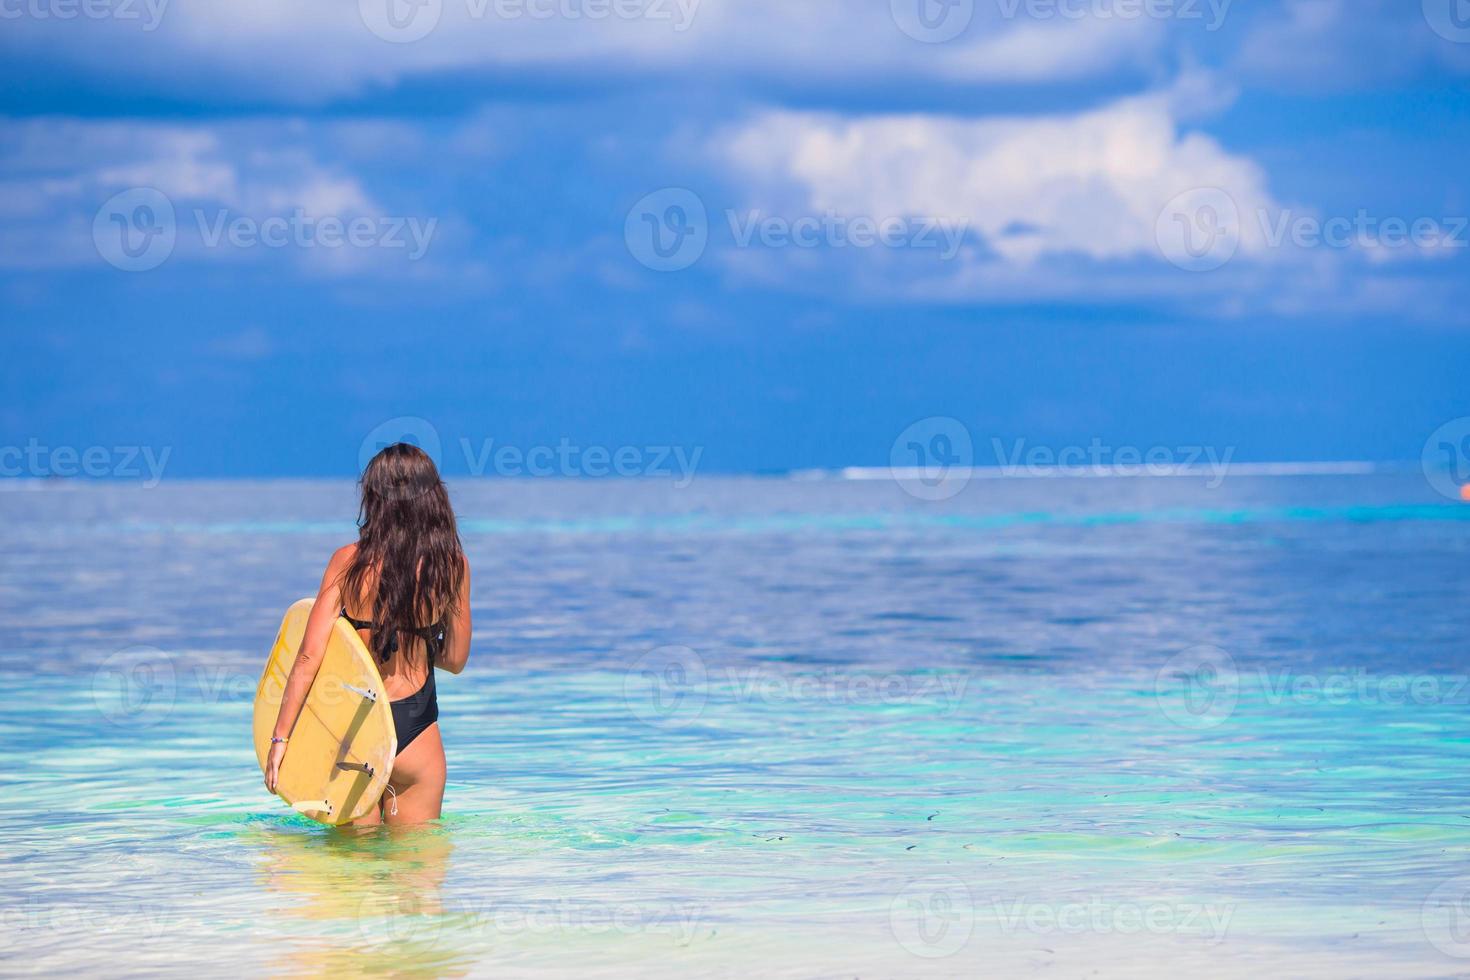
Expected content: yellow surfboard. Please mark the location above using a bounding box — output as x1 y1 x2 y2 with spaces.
253 598 397 825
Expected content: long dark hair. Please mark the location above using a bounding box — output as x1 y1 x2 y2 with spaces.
341 443 464 665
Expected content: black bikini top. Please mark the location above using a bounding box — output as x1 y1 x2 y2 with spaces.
341 607 445 665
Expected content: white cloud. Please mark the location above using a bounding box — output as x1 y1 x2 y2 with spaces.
10 0 1459 109
712 85 1278 267
701 82 1467 318
0 117 386 273
0 0 1175 104
924 14 1167 83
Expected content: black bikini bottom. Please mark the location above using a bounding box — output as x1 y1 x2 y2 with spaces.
390 669 439 754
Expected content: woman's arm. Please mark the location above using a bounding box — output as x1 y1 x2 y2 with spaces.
264 545 353 793
438 558 472 675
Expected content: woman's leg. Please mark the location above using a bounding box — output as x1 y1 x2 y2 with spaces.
345 802 384 828
383 722 446 825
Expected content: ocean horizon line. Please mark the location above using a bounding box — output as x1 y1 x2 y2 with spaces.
0 459 1424 490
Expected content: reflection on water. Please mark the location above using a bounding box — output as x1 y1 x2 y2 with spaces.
254 824 464 978
1 475 1468 976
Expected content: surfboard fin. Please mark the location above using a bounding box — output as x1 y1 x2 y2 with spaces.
336 761 376 777
341 682 377 702
291 800 333 816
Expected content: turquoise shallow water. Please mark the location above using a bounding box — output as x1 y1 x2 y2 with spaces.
2 474 1469 977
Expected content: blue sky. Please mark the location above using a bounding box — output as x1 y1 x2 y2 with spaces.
2 0 1469 477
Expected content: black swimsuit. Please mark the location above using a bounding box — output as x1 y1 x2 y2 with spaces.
341 608 443 754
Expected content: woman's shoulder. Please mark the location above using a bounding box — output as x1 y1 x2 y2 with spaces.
329 542 359 570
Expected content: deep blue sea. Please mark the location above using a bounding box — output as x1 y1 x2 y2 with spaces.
2 473 1468 976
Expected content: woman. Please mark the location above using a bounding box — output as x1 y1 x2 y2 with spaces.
264 443 471 824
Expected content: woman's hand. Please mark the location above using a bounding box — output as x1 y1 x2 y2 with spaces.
264 740 288 794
